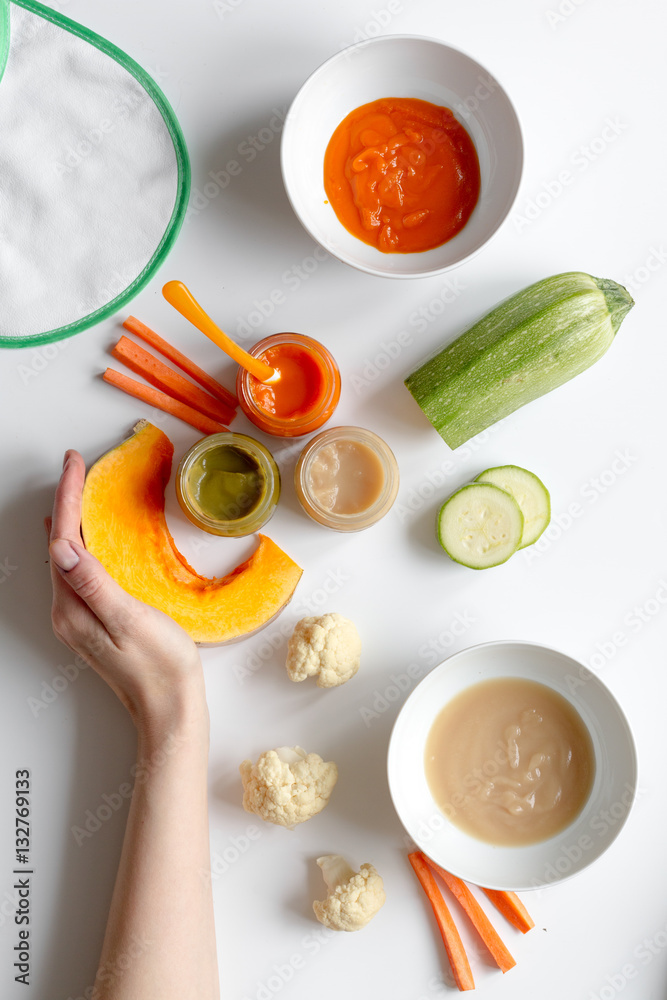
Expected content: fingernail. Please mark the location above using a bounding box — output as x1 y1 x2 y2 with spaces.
50 539 80 572
63 450 72 471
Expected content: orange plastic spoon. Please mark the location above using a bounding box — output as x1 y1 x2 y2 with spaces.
162 280 278 384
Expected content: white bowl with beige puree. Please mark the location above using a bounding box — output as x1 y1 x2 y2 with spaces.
387 640 637 891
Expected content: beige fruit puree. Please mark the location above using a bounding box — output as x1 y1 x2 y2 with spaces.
425 677 595 846
307 439 384 514
295 426 399 531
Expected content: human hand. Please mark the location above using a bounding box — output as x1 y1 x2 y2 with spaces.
47 450 206 732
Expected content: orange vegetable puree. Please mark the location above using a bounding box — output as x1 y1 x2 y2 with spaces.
324 97 480 254
248 342 328 419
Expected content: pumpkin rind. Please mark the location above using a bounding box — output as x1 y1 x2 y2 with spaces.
81 420 302 645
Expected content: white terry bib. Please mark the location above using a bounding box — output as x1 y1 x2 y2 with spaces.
0 0 190 347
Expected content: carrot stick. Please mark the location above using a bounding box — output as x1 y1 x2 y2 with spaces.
480 889 535 934
420 855 515 973
112 336 236 426
408 853 474 992
102 368 228 436
123 316 238 409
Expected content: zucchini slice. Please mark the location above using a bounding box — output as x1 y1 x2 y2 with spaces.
436 483 524 569
475 465 550 548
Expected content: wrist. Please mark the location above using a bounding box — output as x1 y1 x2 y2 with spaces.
131 669 210 746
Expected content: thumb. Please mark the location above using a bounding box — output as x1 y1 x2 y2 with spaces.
50 539 132 632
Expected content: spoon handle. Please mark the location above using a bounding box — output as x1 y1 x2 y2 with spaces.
162 281 276 384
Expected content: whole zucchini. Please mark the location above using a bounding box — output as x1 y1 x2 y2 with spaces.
404 272 633 449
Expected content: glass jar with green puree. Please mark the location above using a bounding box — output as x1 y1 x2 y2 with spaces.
177 433 280 536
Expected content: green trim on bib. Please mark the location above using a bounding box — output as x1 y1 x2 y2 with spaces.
0 0 10 85
1 0 191 348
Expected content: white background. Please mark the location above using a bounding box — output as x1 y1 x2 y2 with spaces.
1 0 666 998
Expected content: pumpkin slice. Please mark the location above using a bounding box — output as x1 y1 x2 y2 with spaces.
81 420 302 645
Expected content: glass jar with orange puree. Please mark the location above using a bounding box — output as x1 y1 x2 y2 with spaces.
236 333 341 437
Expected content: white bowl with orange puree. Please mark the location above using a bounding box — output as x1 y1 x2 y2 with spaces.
281 35 523 278
323 96 481 255
388 641 637 890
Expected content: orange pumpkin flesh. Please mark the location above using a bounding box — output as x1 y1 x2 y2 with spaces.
81 420 302 645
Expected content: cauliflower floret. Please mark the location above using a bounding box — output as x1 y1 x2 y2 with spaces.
239 746 337 829
313 854 386 932
286 613 361 688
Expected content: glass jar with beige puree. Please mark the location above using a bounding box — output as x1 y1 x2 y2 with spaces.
294 426 399 531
